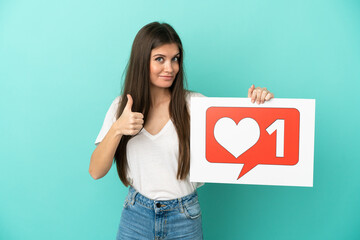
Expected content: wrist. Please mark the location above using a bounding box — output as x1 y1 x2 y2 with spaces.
110 125 123 139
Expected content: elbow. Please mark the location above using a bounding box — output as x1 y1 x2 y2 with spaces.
89 168 102 180
89 153 103 180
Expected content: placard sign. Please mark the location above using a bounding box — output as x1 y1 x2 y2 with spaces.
190 97 315 187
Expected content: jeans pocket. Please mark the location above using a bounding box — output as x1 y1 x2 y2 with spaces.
184 200 202 220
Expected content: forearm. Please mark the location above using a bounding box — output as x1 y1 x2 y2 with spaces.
89 126 122 180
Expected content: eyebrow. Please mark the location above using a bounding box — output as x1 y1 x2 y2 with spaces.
152 53 180 58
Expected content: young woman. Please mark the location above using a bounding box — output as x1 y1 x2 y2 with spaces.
89 22 274 240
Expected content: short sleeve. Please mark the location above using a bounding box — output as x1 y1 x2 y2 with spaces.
94 96 122 146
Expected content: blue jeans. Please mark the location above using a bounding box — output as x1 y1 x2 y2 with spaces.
116 186 203 240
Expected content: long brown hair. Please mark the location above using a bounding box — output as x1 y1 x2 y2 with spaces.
114 22 190 186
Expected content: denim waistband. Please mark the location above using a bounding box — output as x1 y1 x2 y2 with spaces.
126 186 199 211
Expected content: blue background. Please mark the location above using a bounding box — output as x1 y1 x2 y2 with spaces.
1 0 359 239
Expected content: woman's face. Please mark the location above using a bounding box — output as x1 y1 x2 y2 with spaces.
149 43 180 90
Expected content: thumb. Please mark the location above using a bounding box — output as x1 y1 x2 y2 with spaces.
125 94 133 112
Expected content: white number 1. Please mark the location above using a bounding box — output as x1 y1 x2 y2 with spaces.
266 119 285 157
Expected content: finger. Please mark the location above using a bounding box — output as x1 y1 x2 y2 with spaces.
256 89 262 104
125 127 141 135
260 90 268 104
125 94 133 112
132 112 144 119
265 92 274 101
133 119 144 125
131 127 142 135
248 84 255 98
132 130 141 135
126 129 139 136
251 90 257 103
132 124 143 131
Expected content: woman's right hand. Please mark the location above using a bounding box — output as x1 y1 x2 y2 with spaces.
114 94 144 136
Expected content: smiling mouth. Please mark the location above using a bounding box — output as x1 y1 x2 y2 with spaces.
160 76 173 79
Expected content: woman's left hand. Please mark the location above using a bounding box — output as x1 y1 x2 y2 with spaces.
248 84 274 104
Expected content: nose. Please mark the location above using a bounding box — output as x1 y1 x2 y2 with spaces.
164 60 173 73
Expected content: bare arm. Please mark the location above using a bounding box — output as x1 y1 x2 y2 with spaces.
89 126 122 180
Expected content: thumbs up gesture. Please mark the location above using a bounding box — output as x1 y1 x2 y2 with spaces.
115 94 144 136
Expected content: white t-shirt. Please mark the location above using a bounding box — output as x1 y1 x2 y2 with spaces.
94 91 205 200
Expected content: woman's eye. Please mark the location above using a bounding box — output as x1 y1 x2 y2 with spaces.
155 57 164 62
173 57 179 62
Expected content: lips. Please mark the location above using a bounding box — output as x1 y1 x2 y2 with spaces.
160 75 173 80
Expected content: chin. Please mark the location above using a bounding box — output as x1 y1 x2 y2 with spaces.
153 81 174 89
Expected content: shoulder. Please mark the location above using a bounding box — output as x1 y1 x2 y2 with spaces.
185 91 206 110
185 90 206 102
113 95 122 105
109 95 122 109
104 95 122 118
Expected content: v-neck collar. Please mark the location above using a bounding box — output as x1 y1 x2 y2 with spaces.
141 119 172 140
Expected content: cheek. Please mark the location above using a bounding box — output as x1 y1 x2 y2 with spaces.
174 63 180 74
150 62 160 75
151 65 162 75
150 65 161 84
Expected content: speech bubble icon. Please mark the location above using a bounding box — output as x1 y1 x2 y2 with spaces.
205 107 300 179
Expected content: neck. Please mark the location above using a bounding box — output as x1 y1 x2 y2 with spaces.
149 85 171 107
